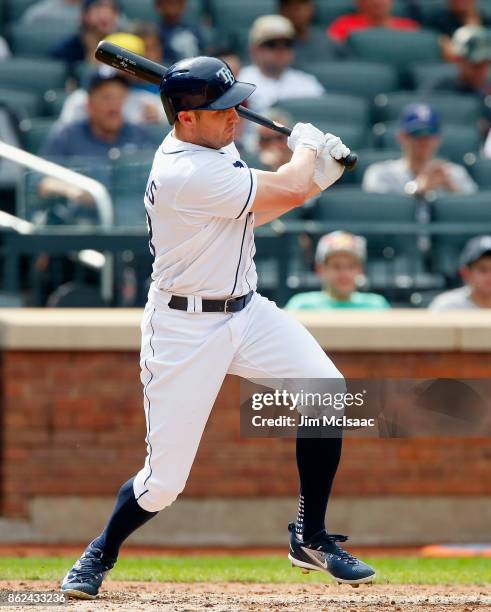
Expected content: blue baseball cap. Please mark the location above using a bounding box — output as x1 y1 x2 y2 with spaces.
400 103 441 137
86 66 128 92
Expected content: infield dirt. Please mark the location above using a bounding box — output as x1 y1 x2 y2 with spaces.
1 581 490 611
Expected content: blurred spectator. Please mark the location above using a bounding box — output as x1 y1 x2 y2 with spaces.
131 22 165 64
429 236 491 310
285 231 390 310
212 47 241 79
278 0 347 65
154 0 205 64
255 109 292 171
485 128 491 157
363 103 477 196
0 36 10 59
422 0 491 37
239 16 324 112
38 69 154 219
51 0 120 65
21 0 81 28
59 35 166 125
328 0 419 44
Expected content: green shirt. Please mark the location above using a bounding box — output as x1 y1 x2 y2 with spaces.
285 290 391 311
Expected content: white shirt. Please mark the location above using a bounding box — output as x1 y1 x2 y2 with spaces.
238 65 324 112
145 132 258 298
362 158 477 195
429 286 479 311
484 129 491 158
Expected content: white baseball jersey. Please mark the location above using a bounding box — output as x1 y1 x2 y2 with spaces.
144 131 258 298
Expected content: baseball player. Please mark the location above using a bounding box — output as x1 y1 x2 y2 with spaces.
61 56 375 599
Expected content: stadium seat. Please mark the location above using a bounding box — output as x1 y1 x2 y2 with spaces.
5 0 37 22
348 29 441 68
7 23 76 57
373 91 482 125
0 89 42 120
431 192 491 279
120 0 202 22
276 94 369 130
43 88 70 117
110 149 156 223
373 121 480 163
19 117 57 154
315 0 411 25
304 62 399 100
408 62 459 91
208 0 276 31
0 58 67 96
465 158 491 189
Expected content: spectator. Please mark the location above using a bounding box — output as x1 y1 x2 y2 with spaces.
51 0 120 65
239 15 324 112
59 34 166 125
422 0 491 37
363 103 477 196
21 0 82 28
286 231 390 310
38 68 154 221
484 129 491 157
278 0 347 65
154 0 205 64
0 36 10 60
255 109 292 171
328 0 419 44
429 236 491 310
131 22 165 64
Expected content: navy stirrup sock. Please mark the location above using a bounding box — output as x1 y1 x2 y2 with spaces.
295 430 343 541
91 478 158 559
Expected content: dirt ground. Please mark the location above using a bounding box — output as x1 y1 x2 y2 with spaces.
0 581 490 612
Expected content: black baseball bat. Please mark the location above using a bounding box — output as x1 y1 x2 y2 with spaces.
95 41 358 170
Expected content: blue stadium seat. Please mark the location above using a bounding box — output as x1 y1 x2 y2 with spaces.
0 58 67 96
373 121 480 163
0 89 42 120
431 192 491 279
208 0 276 31
408 62 459 90
19 117 57 154
43 88 70 117
5 0 37 22
7 23 76 57
276 94 369 129
465 158 491 189
348 29 441 68
120 0 202 22
373 91 482 125
304 62 399 100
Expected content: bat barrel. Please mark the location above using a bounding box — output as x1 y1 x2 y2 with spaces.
95 41 165 85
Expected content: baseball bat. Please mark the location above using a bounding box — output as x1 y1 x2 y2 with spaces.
95 41 358 170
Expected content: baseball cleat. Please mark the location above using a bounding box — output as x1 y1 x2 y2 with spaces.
287 522 375 586
61 541 116 599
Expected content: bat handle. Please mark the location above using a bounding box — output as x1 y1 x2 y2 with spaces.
236 105 357 171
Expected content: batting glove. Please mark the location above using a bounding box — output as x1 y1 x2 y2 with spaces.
324 133 350 161
313 147 345 191
287 122 325 156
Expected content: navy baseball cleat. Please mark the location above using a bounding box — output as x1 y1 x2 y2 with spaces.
288 522 375 586
61 542 116 599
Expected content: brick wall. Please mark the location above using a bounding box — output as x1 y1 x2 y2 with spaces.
1 350 490 518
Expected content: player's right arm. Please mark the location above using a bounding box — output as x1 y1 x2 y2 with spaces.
251 124 349 218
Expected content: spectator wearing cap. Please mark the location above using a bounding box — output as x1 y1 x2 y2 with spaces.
328 0 419 44
59 34 166 125
153 0 205 64
363 103 477 196
278 0 347 65
429 236 491 310
21 0 82 28
239 15 324 112
285 231 390 311
422 0 491 37
38 68 154 215
255 109 292 171
51 0 120 65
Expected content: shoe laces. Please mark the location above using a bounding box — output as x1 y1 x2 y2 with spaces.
315 532 358 565
70 548 114 581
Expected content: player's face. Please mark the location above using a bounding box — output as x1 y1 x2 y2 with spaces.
462 257 491 298
87 81 128 135
319 253 362 299
180 108 241 149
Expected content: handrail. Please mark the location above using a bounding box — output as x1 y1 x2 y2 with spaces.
0 141 114 226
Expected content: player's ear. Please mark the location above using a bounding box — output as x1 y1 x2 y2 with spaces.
177 110 197 129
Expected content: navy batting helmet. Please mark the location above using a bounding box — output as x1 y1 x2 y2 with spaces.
160 56 256 124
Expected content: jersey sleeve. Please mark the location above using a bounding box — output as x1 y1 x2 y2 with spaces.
175 155 257 220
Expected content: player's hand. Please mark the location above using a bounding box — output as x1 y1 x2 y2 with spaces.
313 146 345 191
287 122 325 156
323 133 350 161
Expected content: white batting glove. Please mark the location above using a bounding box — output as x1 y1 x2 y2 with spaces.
287 122 325 156
324 132 350 161
314 146 345 191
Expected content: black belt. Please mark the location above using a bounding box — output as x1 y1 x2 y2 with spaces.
168 291 254 313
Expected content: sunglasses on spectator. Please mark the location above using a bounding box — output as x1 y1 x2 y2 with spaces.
260 38 294 49
259 133 286 144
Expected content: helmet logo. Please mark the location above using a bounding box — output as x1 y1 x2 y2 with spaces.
216 66 235 86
